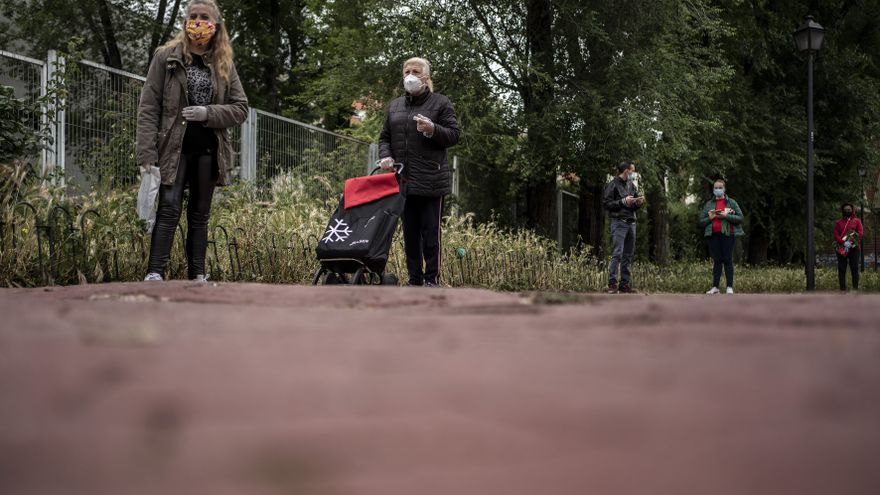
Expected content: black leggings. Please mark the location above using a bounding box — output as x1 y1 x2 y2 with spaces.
147 152 217 278
708 233 736 288
837 248 860 290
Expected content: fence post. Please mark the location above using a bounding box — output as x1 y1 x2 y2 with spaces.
44 50 65 185
239 109 249 180
557 188 564 254
40 53 50 176
367 143 378 174
452 155 460 197
451 155 460 216
240 107 257 181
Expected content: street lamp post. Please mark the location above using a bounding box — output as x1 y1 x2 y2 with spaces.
859 165 867 272
794 15 825 291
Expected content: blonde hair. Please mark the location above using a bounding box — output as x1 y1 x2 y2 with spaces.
403 57 434 92
160 0 234 82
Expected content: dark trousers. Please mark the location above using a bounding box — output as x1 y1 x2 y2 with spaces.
608 218 636 285
837 248 860 290
402 195 443 285
708 233 736 288
147 152 217 278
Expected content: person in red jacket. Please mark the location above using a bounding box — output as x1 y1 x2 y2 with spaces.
834 203 865 291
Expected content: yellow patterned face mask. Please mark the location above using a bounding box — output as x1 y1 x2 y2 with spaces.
185 19 216 47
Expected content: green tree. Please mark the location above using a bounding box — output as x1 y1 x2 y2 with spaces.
698 0 880 264
1 0 182 71
291 0 522 220
221 0 308 113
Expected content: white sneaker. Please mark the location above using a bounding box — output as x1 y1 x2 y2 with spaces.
193 274 209 283
144 273 163 281
726 287 734 295
706 287 720 295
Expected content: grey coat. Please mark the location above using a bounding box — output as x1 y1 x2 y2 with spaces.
136 44 248 186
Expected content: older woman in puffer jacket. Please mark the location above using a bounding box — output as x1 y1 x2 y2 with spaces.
378 57 460 287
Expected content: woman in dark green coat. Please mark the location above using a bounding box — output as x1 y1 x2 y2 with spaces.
698 179 745 294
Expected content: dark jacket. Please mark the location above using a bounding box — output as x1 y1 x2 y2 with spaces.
378 90 460 197
603 176 641 221
136 44 249 186
698 196 745 237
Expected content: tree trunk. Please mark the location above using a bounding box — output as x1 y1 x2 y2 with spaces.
78 2 108 63
747 223 770 264
96 0 123 68
647 185 670 264
160 0 183 46
146 0 183 70
559 4 614 253
262 0 283 112
525 181 557 238
522 0 557 234
147 0 169 66
578 181 606 257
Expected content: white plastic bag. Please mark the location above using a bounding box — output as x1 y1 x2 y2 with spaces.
137 165 161 233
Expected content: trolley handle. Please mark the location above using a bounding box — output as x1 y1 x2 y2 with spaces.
370 161 404 176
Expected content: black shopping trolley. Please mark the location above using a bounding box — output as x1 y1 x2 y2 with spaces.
313 164 404 285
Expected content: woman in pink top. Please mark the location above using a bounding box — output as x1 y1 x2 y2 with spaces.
834 203 865 291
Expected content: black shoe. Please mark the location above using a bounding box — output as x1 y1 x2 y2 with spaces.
425 282 440 288
607 281 618 294
619 283 637 294
405 281 423 287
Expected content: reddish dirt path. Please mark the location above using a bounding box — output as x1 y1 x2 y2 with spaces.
1 282 878 495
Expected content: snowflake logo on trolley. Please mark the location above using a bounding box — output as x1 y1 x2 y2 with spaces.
322 219 353 243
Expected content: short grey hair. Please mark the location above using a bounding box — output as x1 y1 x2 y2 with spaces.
403 57 434 91
403 57 431 77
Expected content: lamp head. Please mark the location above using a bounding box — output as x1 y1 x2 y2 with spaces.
793 15 825 54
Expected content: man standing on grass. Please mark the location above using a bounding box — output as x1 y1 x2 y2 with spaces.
603 161 644 294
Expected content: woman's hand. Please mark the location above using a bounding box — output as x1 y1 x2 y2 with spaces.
378 157 394 170
414 114 435 136
717 209 728 219
182 106 208 122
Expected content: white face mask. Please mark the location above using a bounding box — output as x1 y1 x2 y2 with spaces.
404 74 424 94
629 172 639 182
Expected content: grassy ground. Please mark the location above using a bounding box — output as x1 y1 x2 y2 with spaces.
2 165 876 292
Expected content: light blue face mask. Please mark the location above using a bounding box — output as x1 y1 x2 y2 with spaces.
713 188 725 198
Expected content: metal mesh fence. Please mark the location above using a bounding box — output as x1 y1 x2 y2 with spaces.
64 60 145 192
2 49 365 199
452 155 581 252
254 110 370 199
229 124 241 176
0 50 45 169
557 190 580 253
453 156 517 224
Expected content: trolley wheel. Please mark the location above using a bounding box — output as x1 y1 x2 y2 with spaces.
381 273 399 286
311 267 325 285
350 267 367 285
